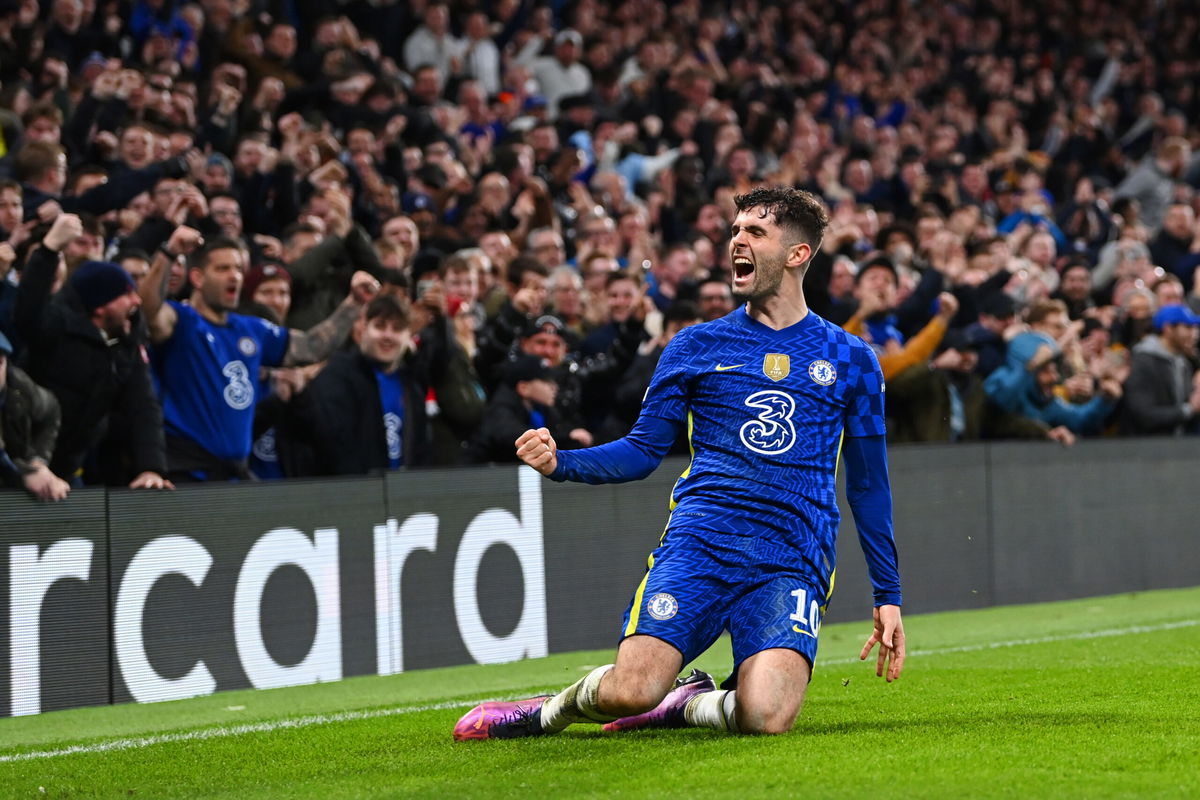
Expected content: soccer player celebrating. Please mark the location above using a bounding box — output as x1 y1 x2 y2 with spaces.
454 187 904 739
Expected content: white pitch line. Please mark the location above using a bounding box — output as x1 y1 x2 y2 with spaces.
0 701 475 764
819 617 1200 665
2 618 1194 764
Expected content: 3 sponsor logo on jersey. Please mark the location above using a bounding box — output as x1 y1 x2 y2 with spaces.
222 361 255 410
808 359 837 386
739 390 797 455
647 593 678 620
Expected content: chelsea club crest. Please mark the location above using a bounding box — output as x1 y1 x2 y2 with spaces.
647 593 678 620
808 359 837 386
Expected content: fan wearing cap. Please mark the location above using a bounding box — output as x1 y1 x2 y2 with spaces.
0 330 69 501
13 213 172 489
1120 304 1200 436
516 314 589 446
468 354 562 464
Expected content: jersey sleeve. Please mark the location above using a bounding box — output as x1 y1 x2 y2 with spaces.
844 343 887 438
634 331 694 426
552 415 679 484
550 332 694 484
842 434 902 607
253 318 290 367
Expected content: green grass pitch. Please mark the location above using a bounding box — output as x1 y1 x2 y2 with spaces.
2 587 1198 799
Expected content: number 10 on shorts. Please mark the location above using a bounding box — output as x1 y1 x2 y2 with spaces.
790 588 821 639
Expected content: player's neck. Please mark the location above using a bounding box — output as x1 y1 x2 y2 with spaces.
745 289 809 330
192 293 230 325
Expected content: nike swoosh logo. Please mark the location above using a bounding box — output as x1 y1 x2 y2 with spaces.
792 625 818 638
715 364 745 372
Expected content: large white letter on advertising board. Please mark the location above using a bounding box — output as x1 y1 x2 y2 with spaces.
9 539 93 716
234 527 342 689
453 468 547 664
113 535 215 703
374 514 438 676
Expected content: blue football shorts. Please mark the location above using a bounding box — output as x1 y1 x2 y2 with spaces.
619 527 832 683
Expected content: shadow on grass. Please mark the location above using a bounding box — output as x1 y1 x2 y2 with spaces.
538 708 1129 741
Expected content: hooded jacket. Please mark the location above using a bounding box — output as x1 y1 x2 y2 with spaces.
984 330 1114 435
1120 334 1198 435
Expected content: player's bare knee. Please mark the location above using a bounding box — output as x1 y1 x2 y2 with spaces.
615 685 669 715
736 701 800 735
600 673 670 715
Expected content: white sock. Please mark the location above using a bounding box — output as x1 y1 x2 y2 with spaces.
539 664 617 733
683 689 740 733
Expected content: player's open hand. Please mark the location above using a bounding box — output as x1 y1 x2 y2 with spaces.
515 427 557 476
860 604 905 682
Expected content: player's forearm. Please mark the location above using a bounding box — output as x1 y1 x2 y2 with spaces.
551 415 677 484
843 434 903 606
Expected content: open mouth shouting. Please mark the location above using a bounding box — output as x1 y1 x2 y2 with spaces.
732 254 755 290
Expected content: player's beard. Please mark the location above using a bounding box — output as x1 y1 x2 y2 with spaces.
731 251 785 303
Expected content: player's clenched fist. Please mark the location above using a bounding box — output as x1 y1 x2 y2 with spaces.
515 427 557 475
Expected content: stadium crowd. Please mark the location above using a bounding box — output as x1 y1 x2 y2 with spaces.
2 0 1200 496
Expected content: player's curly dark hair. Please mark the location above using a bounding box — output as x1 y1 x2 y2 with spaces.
734 186 829 250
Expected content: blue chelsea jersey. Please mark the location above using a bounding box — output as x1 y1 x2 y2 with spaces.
641 307 886 556
154 301 290 461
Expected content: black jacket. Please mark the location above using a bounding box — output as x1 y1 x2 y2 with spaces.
290 349 430 476
476 300 646 432
468 384 563 465
14 246 166 482
0 364 60 487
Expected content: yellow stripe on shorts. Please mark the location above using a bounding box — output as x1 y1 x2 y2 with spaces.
624 553 656 636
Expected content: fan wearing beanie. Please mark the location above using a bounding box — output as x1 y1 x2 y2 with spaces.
70 260 141 338
13 212 172 490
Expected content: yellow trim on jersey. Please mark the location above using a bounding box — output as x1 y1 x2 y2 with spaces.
821 568 837 614
834 428 845 479
668 410 696 512
624 553 656 636
824 429 844 614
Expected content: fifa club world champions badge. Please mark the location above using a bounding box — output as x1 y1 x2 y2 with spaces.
763 353 790 381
